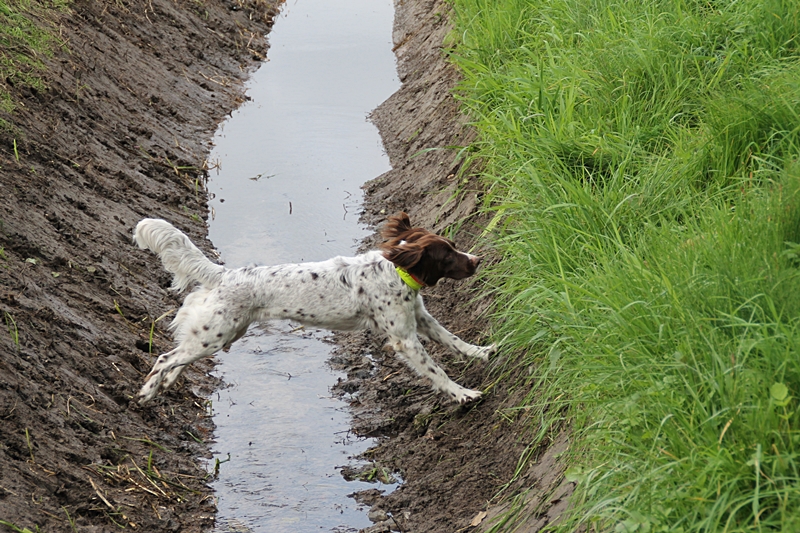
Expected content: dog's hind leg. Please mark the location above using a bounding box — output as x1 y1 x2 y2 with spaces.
413 297 496 361
137 346 210 404
137 348 180 404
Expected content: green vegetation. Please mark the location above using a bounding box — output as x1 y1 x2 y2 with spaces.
0 0 68 114
0 519 40 533
450 0 800 530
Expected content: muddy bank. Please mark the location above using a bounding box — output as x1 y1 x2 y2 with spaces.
0 1 277 531
335 0 573 531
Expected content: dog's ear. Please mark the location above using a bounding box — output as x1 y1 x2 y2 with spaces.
381 212 413 240
382 242 423 270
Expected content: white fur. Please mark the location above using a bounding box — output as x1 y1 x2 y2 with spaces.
134 218 495 405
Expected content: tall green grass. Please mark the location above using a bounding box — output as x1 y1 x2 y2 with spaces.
450 0 800 530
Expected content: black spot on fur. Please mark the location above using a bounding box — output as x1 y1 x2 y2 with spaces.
202 343 209 348
340 274 350 287
358 287 365 294
311 272 319 280
390 321 394 326
404 295 411 302
192 329 199 336
428 366 437 374
203 325 209 330
217 333 223 338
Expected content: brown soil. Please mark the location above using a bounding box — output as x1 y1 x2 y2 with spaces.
0 1 278 531
0 0 571 532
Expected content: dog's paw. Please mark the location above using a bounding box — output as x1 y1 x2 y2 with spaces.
453 387 482 405
468 343 496 361
136 379 160 405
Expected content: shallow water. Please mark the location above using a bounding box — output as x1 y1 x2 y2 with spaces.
205 0 400 531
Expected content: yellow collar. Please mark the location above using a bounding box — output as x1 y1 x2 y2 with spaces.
395 266 424 291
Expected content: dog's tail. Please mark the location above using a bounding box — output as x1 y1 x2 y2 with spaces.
134 219 224 292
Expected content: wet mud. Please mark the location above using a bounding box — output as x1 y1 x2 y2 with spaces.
0 1 278 531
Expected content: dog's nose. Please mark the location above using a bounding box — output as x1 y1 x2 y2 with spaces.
467 254 482 268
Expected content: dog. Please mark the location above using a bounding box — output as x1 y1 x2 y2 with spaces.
133 212 495 405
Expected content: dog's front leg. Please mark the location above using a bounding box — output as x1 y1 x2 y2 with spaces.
390 336 482 404
414 296 496 361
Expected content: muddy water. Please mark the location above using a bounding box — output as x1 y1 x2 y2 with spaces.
205 0 399 531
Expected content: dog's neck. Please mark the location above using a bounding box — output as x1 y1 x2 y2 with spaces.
395 266 425 291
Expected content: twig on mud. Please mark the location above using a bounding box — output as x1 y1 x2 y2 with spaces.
0 484 19 497
74 389 98 410
88 476 114 509
143 0 154 24
119 435 172 454
130 457 169 498
127 475 161 498
24 428 34 462
198 71 232 88
1 399 17 419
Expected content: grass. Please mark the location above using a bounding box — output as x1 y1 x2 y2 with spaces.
4 311 18 349
0 520 39 533
448 0 800 531
0 0 69 116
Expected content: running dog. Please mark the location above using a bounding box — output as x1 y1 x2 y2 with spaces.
134 212 495 405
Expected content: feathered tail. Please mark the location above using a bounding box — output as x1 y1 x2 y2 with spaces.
133 219 224 292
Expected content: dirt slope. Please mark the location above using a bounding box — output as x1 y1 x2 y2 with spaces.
0 1 277 531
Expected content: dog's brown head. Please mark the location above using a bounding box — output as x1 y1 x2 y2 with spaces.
379 212 482 287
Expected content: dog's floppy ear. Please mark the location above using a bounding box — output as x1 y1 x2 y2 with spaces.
381 212 413 240
383 242 423 270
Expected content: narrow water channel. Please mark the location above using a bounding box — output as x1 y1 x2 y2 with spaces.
205 0 400 531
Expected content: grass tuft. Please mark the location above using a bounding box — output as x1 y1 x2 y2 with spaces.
0 0 69 116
